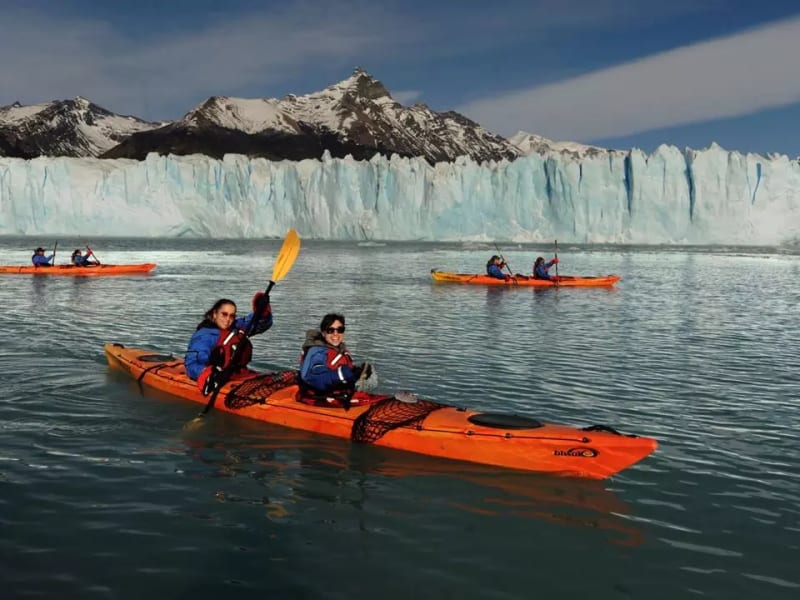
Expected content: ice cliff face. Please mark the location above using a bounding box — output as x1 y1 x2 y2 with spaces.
0 143 797 244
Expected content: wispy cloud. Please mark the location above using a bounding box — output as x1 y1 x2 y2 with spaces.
458 16 800 140
392 90 421 105
0 0 747 126
0 2 421 118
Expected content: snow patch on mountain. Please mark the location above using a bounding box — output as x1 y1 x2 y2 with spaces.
509 131 612 159
175 68 519 164
0 97 162 157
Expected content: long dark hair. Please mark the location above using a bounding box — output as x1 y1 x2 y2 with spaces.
319 313 345 331
196 298 237 330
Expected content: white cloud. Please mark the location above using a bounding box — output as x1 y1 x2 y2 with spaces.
391 90 421 105
0 2 421 119
458 16 800 140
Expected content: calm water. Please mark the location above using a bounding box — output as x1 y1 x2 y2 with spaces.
1 237 798 599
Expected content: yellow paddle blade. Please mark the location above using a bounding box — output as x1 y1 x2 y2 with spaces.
271 228 301 283
183 415 205 430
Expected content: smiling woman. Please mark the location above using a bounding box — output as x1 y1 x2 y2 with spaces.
298 313 372 408
184 294 273 394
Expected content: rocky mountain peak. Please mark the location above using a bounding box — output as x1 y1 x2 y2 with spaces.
4 68 529 164
334 67 393 102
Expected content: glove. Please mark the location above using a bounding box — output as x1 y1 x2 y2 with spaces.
355 362 377 392
252 292 271 318
208 345 225 368
201 366 225 396
360 362 373 381
351 362 372 382
351 364 364 381
552 257 559 264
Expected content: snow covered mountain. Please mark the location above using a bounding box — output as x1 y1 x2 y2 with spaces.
509 131 611 159
0 97 160 158
103 68 520 164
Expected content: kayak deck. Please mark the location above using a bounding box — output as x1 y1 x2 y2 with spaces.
0 263 156 276
431 270 621 287
105 343 657 479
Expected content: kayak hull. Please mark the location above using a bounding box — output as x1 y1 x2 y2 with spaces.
0 263 156 276
104 343 657 479
431 270 621 287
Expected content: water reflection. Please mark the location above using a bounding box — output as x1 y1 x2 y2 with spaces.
176 419 644 547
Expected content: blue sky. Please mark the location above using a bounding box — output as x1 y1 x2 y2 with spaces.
2 0 799 157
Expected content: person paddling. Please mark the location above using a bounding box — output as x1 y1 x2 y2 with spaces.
31 247 55 267
184 295 274 394
532 256 559 281
71 248 99 267
486 255 511 281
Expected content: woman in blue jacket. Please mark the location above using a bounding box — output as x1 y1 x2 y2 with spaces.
71 248 99 266
184 294 273 393
298 313 370 407
486 255 510 280
533 256 559 281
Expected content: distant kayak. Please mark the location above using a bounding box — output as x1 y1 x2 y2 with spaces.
431 270 621 287
0 263 156 276
105 343 657 479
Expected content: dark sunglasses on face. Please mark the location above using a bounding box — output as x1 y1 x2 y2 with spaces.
325 326 345 334
218 311 236 319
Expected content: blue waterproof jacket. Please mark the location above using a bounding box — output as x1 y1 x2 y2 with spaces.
72 253 95 266
486 264 507 279
31 253 54 266
184 311 273 380
534 260 556 280
299 330 357 393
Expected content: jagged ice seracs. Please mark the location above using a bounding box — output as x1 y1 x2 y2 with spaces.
1 144 798 244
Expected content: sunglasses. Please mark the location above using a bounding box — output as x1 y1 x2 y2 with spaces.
325 326 345 334
217 311 237 319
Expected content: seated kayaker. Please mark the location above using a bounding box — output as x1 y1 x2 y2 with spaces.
298 313 372 408
486 255 510 280
71 248 99 267
184 295 273 395
31 247 54 267
532 256 559 281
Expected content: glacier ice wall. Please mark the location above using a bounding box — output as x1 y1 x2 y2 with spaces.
0 144 798 244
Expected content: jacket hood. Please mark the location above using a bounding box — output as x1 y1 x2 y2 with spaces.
302 329 347 352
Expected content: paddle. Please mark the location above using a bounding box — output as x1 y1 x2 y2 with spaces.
189 229 301 424
52 241 58 265
554 239 559 287
86 244 101 265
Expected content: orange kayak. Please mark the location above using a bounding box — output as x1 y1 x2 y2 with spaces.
105 343 657 479
431 270 620 287
0 263 156 276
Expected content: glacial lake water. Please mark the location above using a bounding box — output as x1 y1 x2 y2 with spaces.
1 236 798 599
